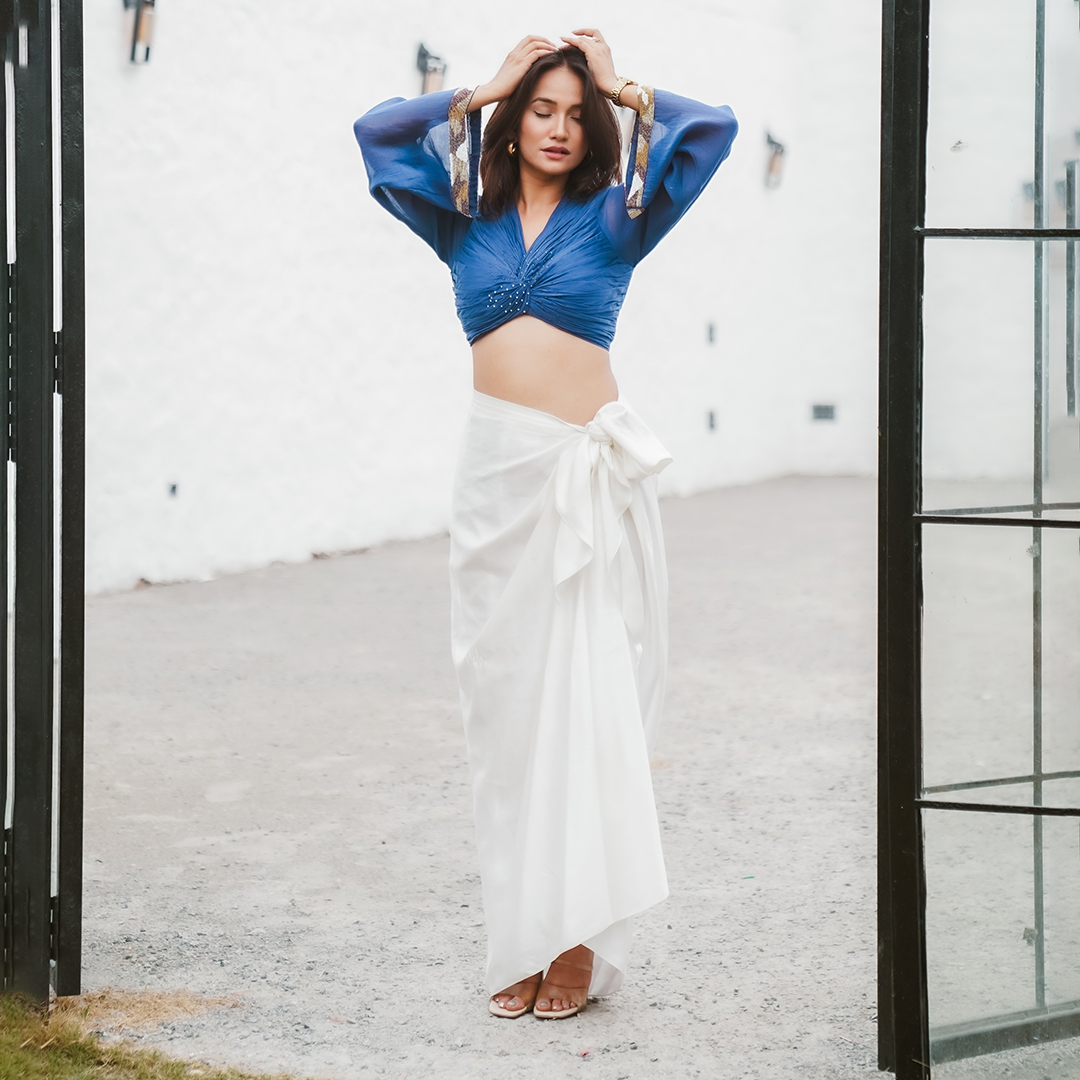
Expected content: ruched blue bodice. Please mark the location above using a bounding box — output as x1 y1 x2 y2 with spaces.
354 87 737 350
450 194 632 349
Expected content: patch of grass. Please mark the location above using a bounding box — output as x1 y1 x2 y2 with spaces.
0 992 296 1080
53 989 242 1036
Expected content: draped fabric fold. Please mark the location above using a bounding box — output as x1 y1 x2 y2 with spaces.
450 393 672 997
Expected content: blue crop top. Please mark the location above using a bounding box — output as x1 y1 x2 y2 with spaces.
354 86 737 350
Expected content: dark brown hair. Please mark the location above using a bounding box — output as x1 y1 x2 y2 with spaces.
479 47 622 220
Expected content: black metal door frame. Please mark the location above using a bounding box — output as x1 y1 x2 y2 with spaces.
878 1 930 1075
0 0 85 1002
880 1 1080 1076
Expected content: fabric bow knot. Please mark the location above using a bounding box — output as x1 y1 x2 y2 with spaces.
552 401 672 654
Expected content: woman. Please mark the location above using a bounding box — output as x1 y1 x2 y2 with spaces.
354 30 737 1020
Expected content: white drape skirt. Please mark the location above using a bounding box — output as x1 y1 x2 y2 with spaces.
449 391 672 997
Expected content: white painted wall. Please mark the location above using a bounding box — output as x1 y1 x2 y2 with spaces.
84 0 885 592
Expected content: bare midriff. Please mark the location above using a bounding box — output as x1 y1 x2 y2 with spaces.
471 315 618 427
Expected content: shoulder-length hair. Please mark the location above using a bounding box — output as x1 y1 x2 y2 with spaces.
479 46 622 220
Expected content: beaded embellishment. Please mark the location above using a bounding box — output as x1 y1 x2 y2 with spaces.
626 85 654 220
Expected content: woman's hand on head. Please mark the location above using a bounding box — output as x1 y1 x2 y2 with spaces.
469 36 558 111
561 29 618 97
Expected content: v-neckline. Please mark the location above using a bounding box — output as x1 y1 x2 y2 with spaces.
514 194 566 255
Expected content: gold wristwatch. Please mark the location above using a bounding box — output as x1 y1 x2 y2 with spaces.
608 77 636 106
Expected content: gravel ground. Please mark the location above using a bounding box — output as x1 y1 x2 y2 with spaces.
82 476 882 1079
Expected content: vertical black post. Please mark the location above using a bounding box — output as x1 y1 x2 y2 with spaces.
54 0 82 997
10 0 54 1002
0 2 12 993
879 0 931 1076
877 0 897 1068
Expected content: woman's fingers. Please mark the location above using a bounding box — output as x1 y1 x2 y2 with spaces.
523 46 556 67
514 34 558 53
562 31 617 95
504 38 556 74
516 42 556 64
480 37 557 106
562 34 609 58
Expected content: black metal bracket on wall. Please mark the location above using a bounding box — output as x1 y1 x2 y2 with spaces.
0 0 86 1002
878 0 931 1077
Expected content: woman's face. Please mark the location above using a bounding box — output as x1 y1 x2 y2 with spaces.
516 66 589 179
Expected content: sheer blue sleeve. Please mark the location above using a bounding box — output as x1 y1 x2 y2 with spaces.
600 88 738 266
353 88 480 264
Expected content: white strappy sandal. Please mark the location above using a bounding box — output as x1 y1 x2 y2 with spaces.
533 951 593 1020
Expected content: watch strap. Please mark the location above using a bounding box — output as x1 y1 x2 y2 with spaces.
609 77 636 106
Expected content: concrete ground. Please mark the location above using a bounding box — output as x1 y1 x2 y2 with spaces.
83 476 882 1079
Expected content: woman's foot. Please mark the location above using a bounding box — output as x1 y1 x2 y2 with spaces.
534 945 593 1019
489 972 542 1018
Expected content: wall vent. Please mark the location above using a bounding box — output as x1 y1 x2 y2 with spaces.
812 404 836 421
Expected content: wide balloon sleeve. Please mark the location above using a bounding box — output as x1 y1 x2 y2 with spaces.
353 88 480 263
600 88 738 266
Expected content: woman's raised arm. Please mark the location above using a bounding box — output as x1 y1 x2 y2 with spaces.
354 89 478 257
560 28 640 110
600 88 738 265
467 35 558 111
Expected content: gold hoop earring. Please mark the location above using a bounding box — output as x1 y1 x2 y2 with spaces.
507 141 517 156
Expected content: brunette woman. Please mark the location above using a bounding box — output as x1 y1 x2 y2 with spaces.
354 30 737 1020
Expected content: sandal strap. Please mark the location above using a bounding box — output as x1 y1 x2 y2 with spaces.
546 958 593 975
540 959 593 999
493 974 542 1001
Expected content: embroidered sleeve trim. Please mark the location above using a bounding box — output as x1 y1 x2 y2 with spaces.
626 85 655 220
449 87 482 218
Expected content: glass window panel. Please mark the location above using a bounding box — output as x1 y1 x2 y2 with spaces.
923 237 1080 515
923 524 1035 791
1040 527 1080 778
926 810 1080 1075
925 809 1038 1031
922 524 1080 804
913 3 1080 1076
1045 0 1080 231
923 240 1034 508
1043 815 1080 1006
926 0 1035 230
